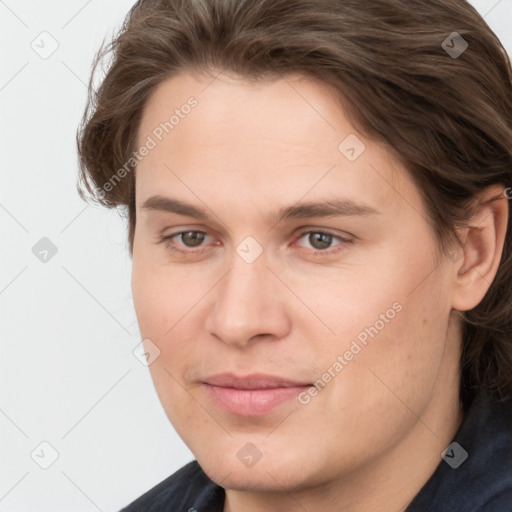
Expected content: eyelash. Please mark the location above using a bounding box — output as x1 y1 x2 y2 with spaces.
158 229 353 256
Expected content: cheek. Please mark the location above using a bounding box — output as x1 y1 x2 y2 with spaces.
304 268 452 466
131 269 198 431
131 247 198 340
323 264 452 422
131 254 206 411
314 239 452 406
358 297 447 392
132 274 198 384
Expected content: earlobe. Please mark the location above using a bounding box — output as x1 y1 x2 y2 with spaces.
451 184 509 312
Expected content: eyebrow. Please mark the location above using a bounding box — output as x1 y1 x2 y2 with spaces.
141 195 380 224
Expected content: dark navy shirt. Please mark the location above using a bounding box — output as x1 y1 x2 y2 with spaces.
119 393 512 511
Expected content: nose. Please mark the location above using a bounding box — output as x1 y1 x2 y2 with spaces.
204 253 291 348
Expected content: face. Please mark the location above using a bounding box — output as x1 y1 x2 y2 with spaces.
131 71 460 496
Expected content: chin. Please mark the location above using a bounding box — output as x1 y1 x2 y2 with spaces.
202 458 312 493
195 441 324 493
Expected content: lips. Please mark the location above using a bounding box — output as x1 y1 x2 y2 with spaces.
203 372 311 389
202 373 312 416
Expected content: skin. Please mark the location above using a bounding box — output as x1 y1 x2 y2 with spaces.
130 70 508 512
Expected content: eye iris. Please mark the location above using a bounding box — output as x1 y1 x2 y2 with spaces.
176 232 336 250
309 232 332 250
181 231 205 247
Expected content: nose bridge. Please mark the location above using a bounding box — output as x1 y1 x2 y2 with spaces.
205 248 290 347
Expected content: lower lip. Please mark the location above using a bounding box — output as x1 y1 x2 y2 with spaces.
204 384 310 417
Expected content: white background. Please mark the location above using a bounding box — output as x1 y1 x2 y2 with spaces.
1 1 511 510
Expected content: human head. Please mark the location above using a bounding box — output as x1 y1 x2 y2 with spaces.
77 0 512 409
77 1 512 507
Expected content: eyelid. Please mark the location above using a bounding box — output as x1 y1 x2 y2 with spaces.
159 226 353 254
294 226 352 240
160 229 213 252
292 228 352 254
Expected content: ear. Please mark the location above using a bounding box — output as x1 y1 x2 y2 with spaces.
451 184 509 312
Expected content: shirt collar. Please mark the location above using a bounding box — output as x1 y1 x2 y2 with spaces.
406 392 512 511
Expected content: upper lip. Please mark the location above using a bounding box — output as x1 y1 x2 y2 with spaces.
203 373 311 390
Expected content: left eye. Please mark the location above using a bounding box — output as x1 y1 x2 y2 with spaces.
295 231 346 251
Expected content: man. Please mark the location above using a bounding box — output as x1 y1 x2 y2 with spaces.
77 0 512 510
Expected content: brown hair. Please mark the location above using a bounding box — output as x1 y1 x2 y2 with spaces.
76 0 512 410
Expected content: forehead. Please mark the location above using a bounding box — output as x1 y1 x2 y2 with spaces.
134 71 422 222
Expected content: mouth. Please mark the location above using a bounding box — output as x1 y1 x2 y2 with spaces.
202 373 313 417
